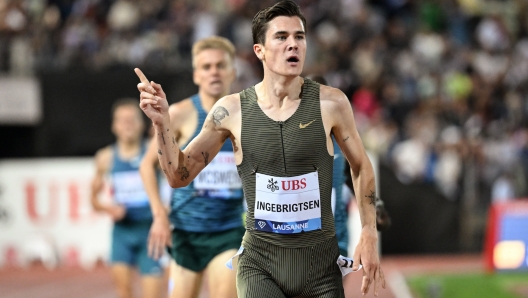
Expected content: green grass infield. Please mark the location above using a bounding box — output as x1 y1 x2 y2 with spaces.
407 272 528 298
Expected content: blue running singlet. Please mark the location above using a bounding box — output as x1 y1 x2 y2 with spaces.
110 141 152 222
170 94 244 232
332 137 349 255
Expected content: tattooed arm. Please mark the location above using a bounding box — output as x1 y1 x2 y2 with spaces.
139 101 191 259
136 69 236 188
321 85 385 296
168 101 235 186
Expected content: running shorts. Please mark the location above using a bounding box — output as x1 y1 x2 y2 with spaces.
111 221 162 276
170 226 245 272
236 233 344 298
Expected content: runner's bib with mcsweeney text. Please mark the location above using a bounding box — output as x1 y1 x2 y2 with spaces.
254 172 321 234
193 152 242 199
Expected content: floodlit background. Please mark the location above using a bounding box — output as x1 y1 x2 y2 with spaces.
1 0 528 297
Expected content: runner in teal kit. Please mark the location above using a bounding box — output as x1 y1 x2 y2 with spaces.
139 36 243 298
169 93 245 272
332 137 350 257
91 99 164 298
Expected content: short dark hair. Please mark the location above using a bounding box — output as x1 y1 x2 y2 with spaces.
252 0 307 45
111 98 141 118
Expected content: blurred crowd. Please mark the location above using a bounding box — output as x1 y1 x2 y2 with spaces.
1 0 528 207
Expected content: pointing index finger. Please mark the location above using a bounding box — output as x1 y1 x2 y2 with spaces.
134 68 149 85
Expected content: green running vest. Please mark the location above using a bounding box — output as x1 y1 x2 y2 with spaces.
237 78 336 248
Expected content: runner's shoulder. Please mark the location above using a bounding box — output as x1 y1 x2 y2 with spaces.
213 93 241 115
319 84 350 113
94 146 113 172
168 98 195 120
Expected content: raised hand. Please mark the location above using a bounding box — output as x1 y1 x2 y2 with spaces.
135 68 169 125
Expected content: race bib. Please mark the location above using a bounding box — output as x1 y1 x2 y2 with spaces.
254 172 321 234
193 152 242 199
336 255 362 276
112 171 149 207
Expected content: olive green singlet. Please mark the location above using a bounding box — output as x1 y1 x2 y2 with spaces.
237 78 336 247
235 78 344 298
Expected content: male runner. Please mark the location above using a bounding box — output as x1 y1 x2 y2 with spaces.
136 1 385 297
91 99 164 298
139 36 243 298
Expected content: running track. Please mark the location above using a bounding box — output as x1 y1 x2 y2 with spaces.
0 254 482 298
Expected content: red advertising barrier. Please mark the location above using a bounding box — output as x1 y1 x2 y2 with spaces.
484 199 528 272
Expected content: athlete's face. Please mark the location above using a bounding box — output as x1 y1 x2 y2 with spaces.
254 16 306 77
112 105 144 142
193 49 235 98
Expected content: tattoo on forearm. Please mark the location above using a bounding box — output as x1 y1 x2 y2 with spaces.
212 106 229 126
343 136 349 142
202 152 210 166
177 166 190 181
366 190 378 205
172 136 176 145
158 149 162 155
168 161 172 165
161 132 166 145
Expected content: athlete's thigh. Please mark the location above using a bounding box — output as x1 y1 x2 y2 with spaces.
206 249 238 298
112 263 134 298
169 259 203 298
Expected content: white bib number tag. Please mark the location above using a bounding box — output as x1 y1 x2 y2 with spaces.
112 171 149 207
193 152 242 199
254 172 321 234
194 152 241 190
336 255 362 276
